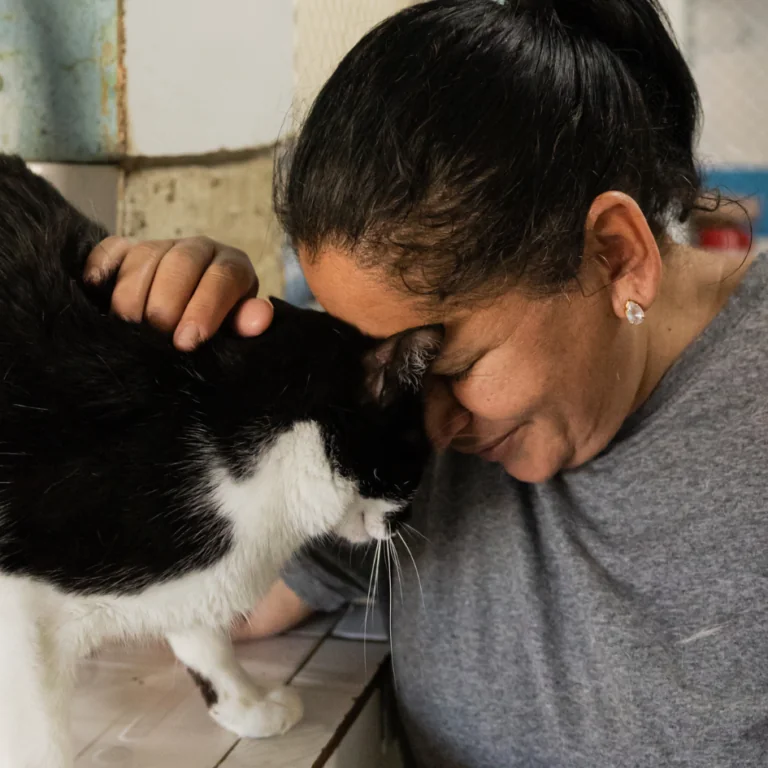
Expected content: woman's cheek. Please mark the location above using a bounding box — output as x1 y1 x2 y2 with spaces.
452 376 513 421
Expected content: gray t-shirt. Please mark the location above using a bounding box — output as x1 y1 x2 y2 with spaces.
284 254 768 767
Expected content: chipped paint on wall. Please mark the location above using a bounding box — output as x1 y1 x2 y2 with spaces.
0 0 120 161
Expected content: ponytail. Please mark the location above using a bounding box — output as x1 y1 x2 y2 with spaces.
506 0 700 225
554 0 699 215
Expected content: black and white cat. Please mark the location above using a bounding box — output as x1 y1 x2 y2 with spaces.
0 156 440 768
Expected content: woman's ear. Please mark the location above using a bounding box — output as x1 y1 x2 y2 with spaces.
364 326 444 406
584 191 662 320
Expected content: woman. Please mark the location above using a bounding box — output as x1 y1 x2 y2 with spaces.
87 1 768 765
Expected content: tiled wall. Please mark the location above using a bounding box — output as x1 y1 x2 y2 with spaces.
0 0 294 161
4 0 292 297
0 0 121 162
123 0 293 157
8 0 766 299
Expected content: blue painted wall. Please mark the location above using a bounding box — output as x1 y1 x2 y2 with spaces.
0 0 120 162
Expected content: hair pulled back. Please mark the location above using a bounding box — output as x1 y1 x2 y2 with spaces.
276 0 702 300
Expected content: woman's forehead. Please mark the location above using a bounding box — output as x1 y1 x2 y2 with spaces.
299 247 439 338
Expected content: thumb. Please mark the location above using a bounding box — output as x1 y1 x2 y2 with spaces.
233 297 274 337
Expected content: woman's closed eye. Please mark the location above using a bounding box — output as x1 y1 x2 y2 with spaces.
431 346 485 384
443 361 477 383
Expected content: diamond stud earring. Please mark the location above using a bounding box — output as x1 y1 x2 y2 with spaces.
625 300 645 325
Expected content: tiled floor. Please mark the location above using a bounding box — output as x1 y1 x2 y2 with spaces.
72 613 391 767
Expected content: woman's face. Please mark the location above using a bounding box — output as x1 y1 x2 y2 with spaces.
302 247 650 483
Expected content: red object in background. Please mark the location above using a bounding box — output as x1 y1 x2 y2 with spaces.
697 227 751 251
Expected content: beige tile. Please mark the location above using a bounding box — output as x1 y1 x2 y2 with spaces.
286 611 341 640
291 638 390 692
73 647 190 757
234 635 319 683
218 687 360 768
72 636 317 766
76 678 233 768
325 689 384 768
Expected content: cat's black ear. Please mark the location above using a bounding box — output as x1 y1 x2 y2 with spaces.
364 325 443 406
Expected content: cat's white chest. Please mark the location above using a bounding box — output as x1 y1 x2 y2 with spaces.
57 422 351 655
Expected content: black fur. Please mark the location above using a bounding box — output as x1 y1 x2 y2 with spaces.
0 156 433 596
187 669 219 707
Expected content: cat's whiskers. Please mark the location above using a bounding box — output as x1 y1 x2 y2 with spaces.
384 531 397 690
402 522 429 543
397 531 426 612
11 403 48 412
363 538 382 674
389 533 405 605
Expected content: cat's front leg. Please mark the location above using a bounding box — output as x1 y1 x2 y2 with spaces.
166 627 303 739
0 579 73 768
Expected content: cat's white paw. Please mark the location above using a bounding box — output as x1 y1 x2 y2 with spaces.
209 686 303 739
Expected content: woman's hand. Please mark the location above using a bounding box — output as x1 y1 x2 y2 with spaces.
85 236 274 350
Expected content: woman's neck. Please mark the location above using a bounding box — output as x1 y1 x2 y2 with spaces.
633 241 756 412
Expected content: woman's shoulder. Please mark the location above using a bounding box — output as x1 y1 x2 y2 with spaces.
680 252 768 386
721 252 768 366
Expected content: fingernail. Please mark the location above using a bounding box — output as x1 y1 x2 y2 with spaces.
176 324 201 351
83 269 101 285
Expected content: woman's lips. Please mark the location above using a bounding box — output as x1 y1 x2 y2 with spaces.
449 425 522 461
474 429 519 462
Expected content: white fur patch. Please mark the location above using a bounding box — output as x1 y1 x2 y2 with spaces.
333 496 402 544
212 421 356 544
0 419 401 766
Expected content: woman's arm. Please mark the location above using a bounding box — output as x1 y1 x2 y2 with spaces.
231 579 315 641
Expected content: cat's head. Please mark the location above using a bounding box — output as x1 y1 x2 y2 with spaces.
226 298 442 545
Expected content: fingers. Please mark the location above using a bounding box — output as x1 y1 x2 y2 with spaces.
143 237 219 333
233 297 274 337
85 235 135 283
112 240 176 322
86 235 269 351
172 245 259 350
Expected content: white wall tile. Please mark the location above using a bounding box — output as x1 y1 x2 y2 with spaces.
123 0 293 157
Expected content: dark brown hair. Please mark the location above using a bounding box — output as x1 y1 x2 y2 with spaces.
276 0 702 301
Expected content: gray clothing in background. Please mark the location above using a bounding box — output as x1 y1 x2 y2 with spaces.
283 255 768 767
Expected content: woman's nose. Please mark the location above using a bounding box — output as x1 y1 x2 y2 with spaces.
424 377 471 450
